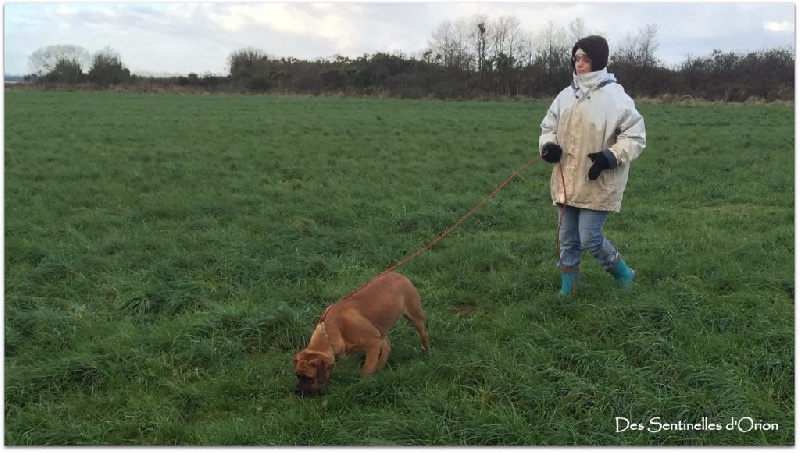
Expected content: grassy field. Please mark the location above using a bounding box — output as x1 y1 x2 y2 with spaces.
4 90 794 446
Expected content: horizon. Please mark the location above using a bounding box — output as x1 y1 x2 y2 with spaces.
4 2 795 77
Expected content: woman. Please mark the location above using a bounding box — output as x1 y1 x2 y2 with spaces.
539 35 646 296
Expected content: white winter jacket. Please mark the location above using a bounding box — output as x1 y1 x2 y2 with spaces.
539 68 646 212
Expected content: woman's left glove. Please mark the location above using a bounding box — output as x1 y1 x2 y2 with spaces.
587 152 610 180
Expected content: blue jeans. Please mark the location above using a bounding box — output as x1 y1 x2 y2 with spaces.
557 205 620 271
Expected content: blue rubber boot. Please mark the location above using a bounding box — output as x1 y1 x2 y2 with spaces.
609 258 636 291
558 267 580 296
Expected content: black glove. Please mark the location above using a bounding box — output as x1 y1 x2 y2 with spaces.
541 143 562 163
587 152 610 180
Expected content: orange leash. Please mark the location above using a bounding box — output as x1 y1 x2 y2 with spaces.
325 154 542 311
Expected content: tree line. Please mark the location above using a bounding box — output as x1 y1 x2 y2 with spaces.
18 17 794 102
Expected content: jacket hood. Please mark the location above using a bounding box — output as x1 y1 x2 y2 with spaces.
572 35 609 72
571 68 617 95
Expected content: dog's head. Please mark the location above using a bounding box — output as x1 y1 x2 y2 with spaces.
293 350 335 397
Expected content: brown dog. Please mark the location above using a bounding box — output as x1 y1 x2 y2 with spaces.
293 272 430 396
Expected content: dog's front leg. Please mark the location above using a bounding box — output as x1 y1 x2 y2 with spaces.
362 339 389 377
362 347 379 377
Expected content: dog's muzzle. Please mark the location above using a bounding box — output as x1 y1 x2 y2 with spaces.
295 375 321 397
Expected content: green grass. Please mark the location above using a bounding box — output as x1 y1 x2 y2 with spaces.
4 90 794 445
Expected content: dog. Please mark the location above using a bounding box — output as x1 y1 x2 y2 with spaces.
293 272 430 396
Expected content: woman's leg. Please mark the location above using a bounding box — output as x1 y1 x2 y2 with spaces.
577 208 619 270
557 204 581 295
578 208 635 289
558 204 582 268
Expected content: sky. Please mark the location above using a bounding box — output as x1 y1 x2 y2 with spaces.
2 1 796 76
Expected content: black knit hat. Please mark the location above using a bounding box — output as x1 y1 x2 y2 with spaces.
572 35 609 72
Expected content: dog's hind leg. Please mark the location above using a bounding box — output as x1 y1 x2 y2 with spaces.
404 297 430 351
406 316 429 351
375 338 391 371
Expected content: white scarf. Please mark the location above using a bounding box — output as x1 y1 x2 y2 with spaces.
572 68 617 95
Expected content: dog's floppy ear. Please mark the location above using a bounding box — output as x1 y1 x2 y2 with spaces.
294 353 312 376
316 359 331 383
293 354 305 372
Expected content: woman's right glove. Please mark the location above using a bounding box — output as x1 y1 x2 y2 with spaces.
541 142 563 163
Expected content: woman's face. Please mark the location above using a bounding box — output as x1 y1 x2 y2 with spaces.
574 52 592 75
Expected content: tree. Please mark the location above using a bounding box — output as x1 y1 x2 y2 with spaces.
516 32 537 68
530 21 571 95
228 47 271 78
533 21 570 75
228 47 273 92
428 20 457 68
613 24 660 68
28 44 91 77
490 15 523 63
634 24 660 68
88 47 131 87
430 14 525 74
427 20 471 70
464 14 489 74
43 58 84 84
494 52 518 95
566 18 588 45
476 20 488 74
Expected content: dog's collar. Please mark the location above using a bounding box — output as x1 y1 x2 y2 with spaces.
319 305 332 323
320 321 339 359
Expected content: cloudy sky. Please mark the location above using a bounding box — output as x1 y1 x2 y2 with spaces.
3 2 796 76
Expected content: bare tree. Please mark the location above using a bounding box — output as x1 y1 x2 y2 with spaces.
611 23 660 68
516 31 537 67
428 20 465 69
432 14 525 73
429 18 478 70
637 24 660 68
476 21 488 73
566 18 588 45
467 14 489 73
28 44 91 76
534 21 570 74
490 15 524 63
614 32 638 66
